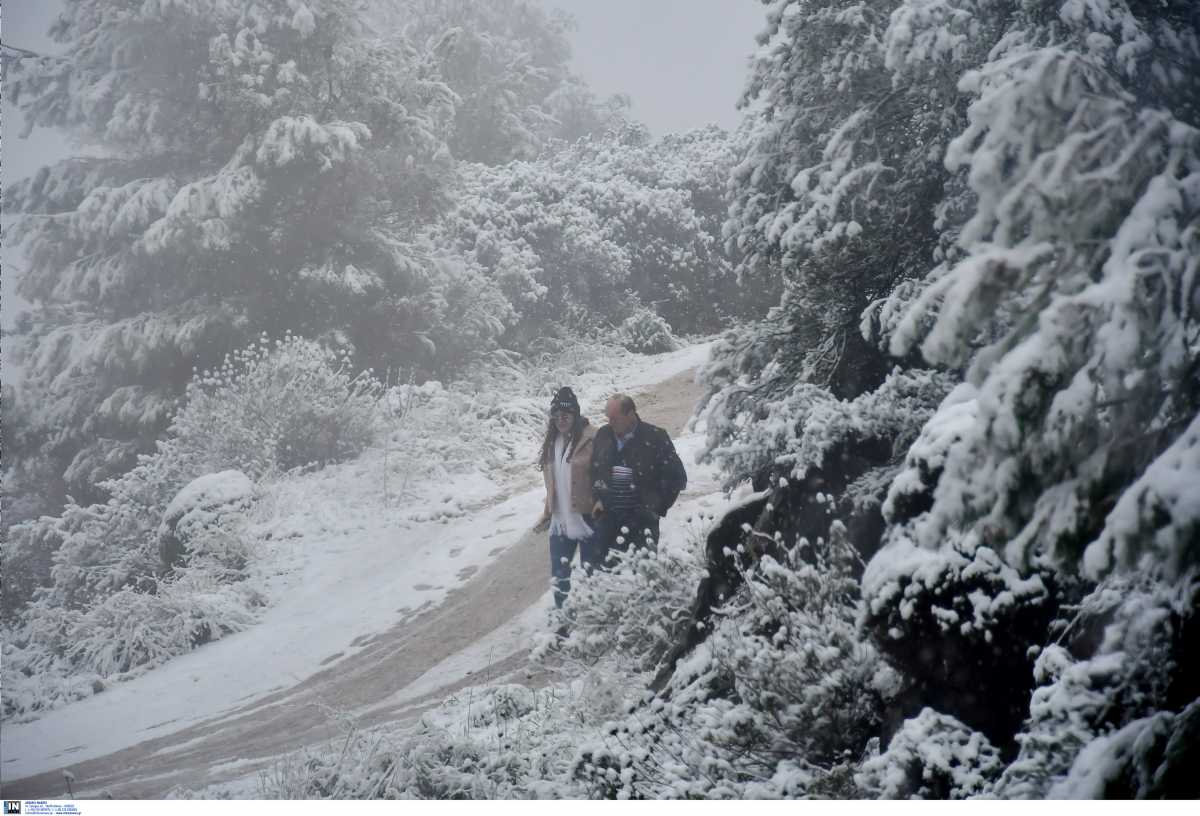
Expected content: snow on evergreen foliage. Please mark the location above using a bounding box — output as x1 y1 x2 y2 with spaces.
856 707 1003 799
860 2 1200 782
1047 697 1200 798
433 124 753 338
876 0 1200 585
703 363 953 490
991 574 1199 798
724 0 967 378
568 527 894 799
697 0 1200 799
2 0 454 513
388 0 631 165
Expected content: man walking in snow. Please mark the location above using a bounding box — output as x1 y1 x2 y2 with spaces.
589 393 687 561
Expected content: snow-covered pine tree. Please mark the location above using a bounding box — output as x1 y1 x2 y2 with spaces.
387 0 630 165
862 0 1200 786
2 0 474 514
874 0 1200 591
702 0 960 531
718 0 966 402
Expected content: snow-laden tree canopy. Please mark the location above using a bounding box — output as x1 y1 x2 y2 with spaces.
2 0 440 507
390 0 630 164
874 0 1200 585
700 0 1199 795
432 123 763 338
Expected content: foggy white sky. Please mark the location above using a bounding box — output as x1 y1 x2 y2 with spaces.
548 0 763 135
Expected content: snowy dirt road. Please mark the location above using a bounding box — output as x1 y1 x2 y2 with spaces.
2 365 709 798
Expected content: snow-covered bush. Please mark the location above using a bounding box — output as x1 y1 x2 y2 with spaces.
613 308 679 355
546 538 704 676
63 571 262 676
860 537 1059 746
159 470 257 573
4 336 370 611
0 626 106 721
2 488 263 717
377 356 549 494
994 575 1199 798
2 559 264 720
1047 699 1200 799
702 364 953 491
260 723 528 799
573 528 895 798
174 335 382 477
856 708 1003 799
258 685 590 799
375 335 641 494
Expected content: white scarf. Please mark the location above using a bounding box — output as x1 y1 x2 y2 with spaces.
550 434 594 540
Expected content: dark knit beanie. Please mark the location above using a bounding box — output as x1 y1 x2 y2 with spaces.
550 386 580 413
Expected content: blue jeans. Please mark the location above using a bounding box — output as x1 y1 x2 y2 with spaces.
549 517 601 609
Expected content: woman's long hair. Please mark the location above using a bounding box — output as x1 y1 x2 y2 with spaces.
537 412 588 470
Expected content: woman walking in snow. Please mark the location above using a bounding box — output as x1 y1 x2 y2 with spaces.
535 386 600 609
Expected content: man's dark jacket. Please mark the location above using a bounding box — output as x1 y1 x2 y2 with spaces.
590 419 687 517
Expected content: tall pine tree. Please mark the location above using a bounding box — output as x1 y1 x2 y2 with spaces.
3 0 461 515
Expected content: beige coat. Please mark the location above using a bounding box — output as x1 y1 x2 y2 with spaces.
541 423 598 520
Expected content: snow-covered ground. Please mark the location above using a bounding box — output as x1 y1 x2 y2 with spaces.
2 340 719 794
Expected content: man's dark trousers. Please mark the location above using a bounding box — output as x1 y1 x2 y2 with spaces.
596 507 660 563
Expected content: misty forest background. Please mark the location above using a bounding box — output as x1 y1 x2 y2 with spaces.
2 0 1199 799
